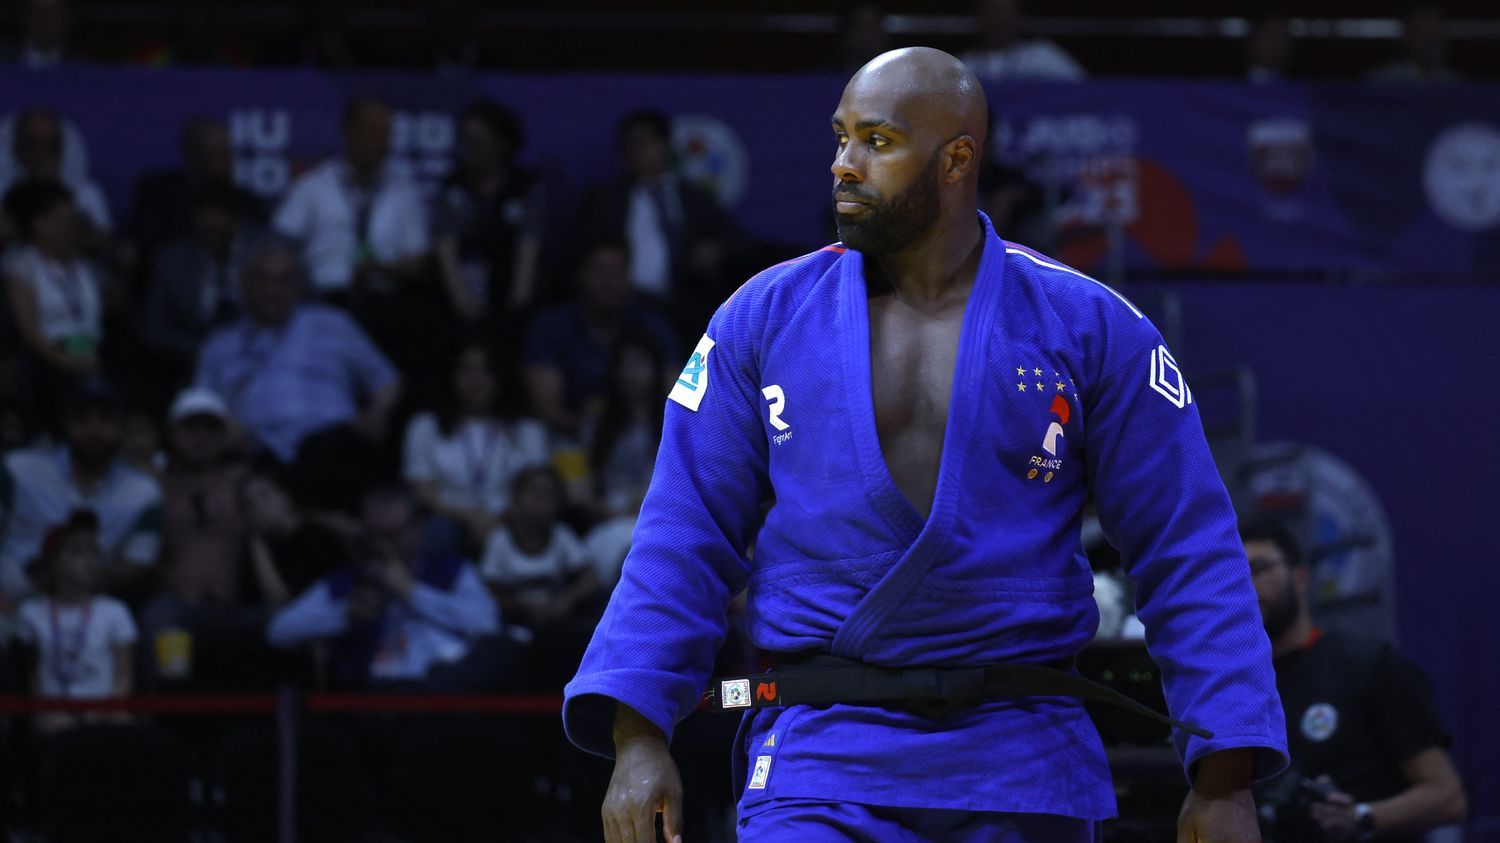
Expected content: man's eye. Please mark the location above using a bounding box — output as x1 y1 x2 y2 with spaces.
870 136 889 148
835 134 848 146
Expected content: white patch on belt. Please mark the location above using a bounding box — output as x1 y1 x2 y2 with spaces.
721 678 751 708
748 754 772 790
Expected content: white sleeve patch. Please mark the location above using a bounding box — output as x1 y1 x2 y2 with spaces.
668 334 716 411
1148 344 1194 409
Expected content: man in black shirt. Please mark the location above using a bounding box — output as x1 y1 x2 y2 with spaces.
1243 518 1466 841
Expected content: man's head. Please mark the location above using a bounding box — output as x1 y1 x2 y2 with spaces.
168 388 232 470
181 117 235 183
840 2 891 70
360 485 421 563
24 0 70 51
457 99 523 176
13 108 64 179
975 0 1020 50
31 509 99 596
1241 516 1308 641
64 381 123 473
831 47 987 255
2 178 77 251
617 109 672 183
1247 15 1293 75
190 181 246 256
239 235 304 327
342 97 393 178
1402 3 1448 66
510 465 563 530
576 239 631 313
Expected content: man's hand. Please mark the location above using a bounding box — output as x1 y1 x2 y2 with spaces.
347 583 388 623
1178 748 1260 843
1308 788 1360 841
605 704 683 843
368 550 414 600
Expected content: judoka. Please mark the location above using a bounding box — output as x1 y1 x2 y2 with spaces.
564 47 1288 843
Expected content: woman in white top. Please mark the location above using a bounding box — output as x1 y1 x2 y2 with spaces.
16 509 138 735
403 341 548 550
2 179 105 431
478 466 600 629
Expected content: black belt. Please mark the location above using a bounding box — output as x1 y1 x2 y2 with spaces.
703 651 1213 739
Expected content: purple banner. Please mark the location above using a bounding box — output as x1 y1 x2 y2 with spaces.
2 68 1498 275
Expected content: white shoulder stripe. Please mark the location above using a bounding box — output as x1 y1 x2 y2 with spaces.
1005 247 1144 319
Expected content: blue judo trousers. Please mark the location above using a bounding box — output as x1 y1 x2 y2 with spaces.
564 213 1288 837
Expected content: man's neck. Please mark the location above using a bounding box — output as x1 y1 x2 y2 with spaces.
53 588 89 607
870 214 984 306
70 459 111 493
1271 613 1315 659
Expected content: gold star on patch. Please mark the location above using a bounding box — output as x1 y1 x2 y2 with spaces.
1016 366 1025 376
1033 368 1042 376
1055 382 1065 391
1035 382 1044 392
1017 382 1027 392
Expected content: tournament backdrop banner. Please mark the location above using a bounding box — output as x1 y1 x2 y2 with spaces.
2 67 1500 277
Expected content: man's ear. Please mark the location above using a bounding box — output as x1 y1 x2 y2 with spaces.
946 136 977 183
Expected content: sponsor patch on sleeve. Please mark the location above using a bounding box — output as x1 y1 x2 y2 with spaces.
1147 344 1193 409
668 334 716 411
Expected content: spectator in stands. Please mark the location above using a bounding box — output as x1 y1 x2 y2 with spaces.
838 2 892 73
1243 518 1466 842
1 179 105 427
523 239 678 440
403 341 548 554
193 234 401 511
479 466 600 688
0 380 162 604
15 510 137 735
586 335 664 520
267 485 502 691
0 108 112 236
1369 3 1460 83
298 0 360 69
143 182 257 386
241 469 351 602
579 109 736 329
128 0 246 68
429 0 482 74
1246 13 1295 83
129 117 262 263
433 99 543 325
2 0 72 69
961 0 1085 81
272 97 428 299
150 388 248 618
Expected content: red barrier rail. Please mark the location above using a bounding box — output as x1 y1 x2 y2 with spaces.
0 692 564 715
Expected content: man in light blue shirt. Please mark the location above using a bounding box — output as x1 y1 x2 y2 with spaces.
194 234 401 509
267 486 502 689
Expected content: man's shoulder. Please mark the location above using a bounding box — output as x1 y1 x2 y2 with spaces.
726 244 847 314
4 446 61 481
107 461 163 504
1000 240 1148 331
1307 629 1391 670
287 158 341 192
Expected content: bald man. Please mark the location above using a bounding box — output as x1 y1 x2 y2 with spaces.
563 48 1287 842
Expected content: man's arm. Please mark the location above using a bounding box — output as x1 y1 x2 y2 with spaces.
562 303 771 759
401 566 501 638
266 580 351 648
1079 295 1288 782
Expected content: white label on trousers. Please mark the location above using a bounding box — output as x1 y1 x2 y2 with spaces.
748 755 772 790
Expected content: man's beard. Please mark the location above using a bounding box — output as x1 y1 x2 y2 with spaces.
834 147 943 255
1261 578 1302 641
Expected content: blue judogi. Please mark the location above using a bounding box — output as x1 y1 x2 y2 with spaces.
564 212 1287 824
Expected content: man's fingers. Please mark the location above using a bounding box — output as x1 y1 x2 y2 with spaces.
628 794 656 843
601 808 621 843
661 784 685 843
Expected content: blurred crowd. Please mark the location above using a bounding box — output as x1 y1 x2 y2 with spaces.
0 0 1477 83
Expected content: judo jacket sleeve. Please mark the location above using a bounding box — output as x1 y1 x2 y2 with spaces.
563 294 771 758
1079 299 1290 784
